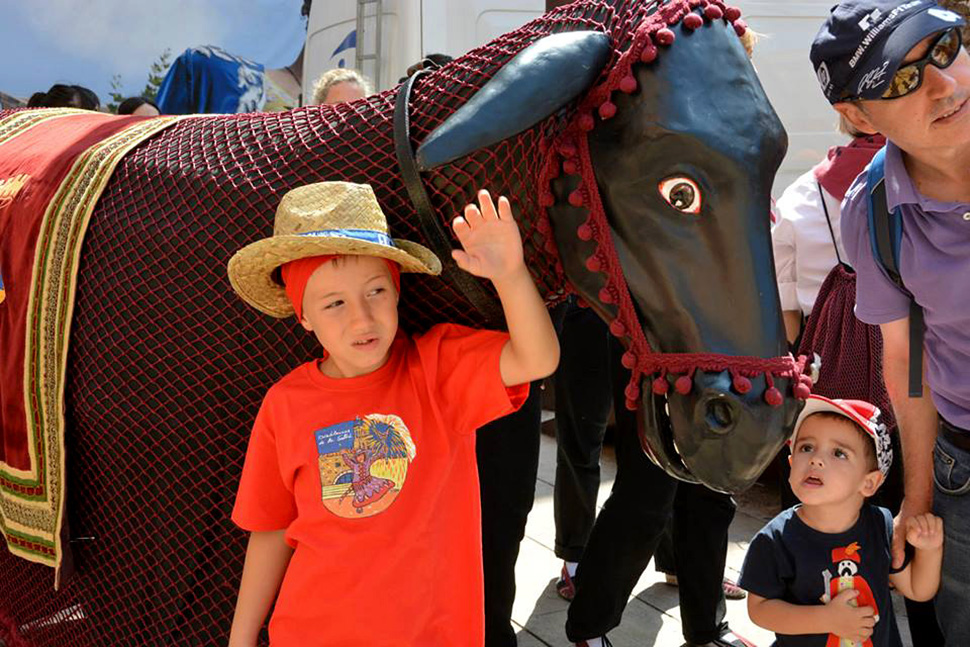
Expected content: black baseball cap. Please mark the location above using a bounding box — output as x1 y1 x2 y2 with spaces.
811 0 965 104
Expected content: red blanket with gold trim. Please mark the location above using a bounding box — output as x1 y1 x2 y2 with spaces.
0 108 180 584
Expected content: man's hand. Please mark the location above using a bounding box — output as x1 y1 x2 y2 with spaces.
451 190 525 283
905 513 944 552
824 589 875 643
893 497 933 569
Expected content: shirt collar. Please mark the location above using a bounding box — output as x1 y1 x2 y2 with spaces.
884 140 970 214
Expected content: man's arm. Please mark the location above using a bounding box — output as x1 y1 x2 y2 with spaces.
228 530 294 647
783 310 802 345
770 203 800 345
880 317 938 569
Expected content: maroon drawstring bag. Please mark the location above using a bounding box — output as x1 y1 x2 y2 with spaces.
797 264 896 434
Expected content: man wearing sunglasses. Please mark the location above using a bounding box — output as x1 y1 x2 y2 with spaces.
810 1 970 643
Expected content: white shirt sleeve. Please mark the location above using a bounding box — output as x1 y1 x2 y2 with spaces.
771 212 798 312
771 170 843 316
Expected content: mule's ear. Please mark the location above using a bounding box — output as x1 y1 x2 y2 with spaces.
415 31 610 170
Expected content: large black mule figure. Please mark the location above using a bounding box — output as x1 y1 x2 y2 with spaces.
420 3 804 494
551 7 800 494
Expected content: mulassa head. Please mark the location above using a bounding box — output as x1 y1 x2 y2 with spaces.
416 1 810 493
542 3 808 493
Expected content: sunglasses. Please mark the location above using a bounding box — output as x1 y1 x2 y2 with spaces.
881 27 963 100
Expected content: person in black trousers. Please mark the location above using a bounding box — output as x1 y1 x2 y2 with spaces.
555 299 745 647
477 380 543 647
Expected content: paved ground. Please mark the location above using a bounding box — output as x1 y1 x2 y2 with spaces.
508 431 913 647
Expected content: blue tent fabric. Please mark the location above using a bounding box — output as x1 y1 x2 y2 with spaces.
156 46 266 115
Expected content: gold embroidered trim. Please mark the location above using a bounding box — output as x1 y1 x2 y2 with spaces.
0 114 184 584
0 109 87 148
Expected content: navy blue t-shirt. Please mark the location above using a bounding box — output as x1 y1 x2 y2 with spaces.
738 504 903 647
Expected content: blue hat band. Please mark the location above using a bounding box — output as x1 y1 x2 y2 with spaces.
297 228 396 248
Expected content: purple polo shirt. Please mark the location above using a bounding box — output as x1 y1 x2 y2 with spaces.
841 141 970 430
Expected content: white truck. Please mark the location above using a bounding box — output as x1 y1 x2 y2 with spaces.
304 0 842 196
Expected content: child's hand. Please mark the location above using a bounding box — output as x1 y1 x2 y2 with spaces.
824 589 875 643
905 513 944 552
451 190 525 283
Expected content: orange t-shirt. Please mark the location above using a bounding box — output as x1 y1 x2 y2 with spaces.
232 324 529 647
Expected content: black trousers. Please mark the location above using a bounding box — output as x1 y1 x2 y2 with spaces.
555 303 734 644
477 380 543 647
554 301 613 562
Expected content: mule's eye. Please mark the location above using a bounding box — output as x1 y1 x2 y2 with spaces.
658 177 701 214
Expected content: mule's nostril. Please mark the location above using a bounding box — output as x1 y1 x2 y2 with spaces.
705 399 735 434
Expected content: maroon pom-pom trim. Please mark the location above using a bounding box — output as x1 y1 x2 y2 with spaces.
598 101 617 119
765 387 783 407
675 375 693 395
640 44 658 63
683 13 704 30
732 374 752 394
656 28 676 46
625 382 641 401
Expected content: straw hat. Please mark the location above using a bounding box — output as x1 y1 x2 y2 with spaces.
228 181 441 317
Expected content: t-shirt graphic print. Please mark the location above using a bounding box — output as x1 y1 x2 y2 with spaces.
822 542 877 647
315 414 416 518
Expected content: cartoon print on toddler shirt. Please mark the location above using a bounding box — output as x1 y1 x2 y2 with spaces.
820 542 878 647
315 414 416 518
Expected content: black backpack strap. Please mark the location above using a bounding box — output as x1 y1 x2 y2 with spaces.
907 302 925 398
867 149 924 397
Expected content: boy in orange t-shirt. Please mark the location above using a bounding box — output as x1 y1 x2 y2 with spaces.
225 181 559 647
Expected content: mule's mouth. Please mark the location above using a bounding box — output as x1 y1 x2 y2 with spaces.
637 370 800 494
638 381 698 484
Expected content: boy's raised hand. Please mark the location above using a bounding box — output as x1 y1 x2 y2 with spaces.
451 190 525 283
905 513 944 551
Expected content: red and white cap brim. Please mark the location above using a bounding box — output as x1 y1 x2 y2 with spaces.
790 395 892 476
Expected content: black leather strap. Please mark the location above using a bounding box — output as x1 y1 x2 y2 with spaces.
872 178 924 398
394 71 503 324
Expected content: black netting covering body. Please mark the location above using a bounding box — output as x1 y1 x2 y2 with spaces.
0 2 665 644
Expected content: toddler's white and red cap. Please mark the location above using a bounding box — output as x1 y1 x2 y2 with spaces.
791 395 893 476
